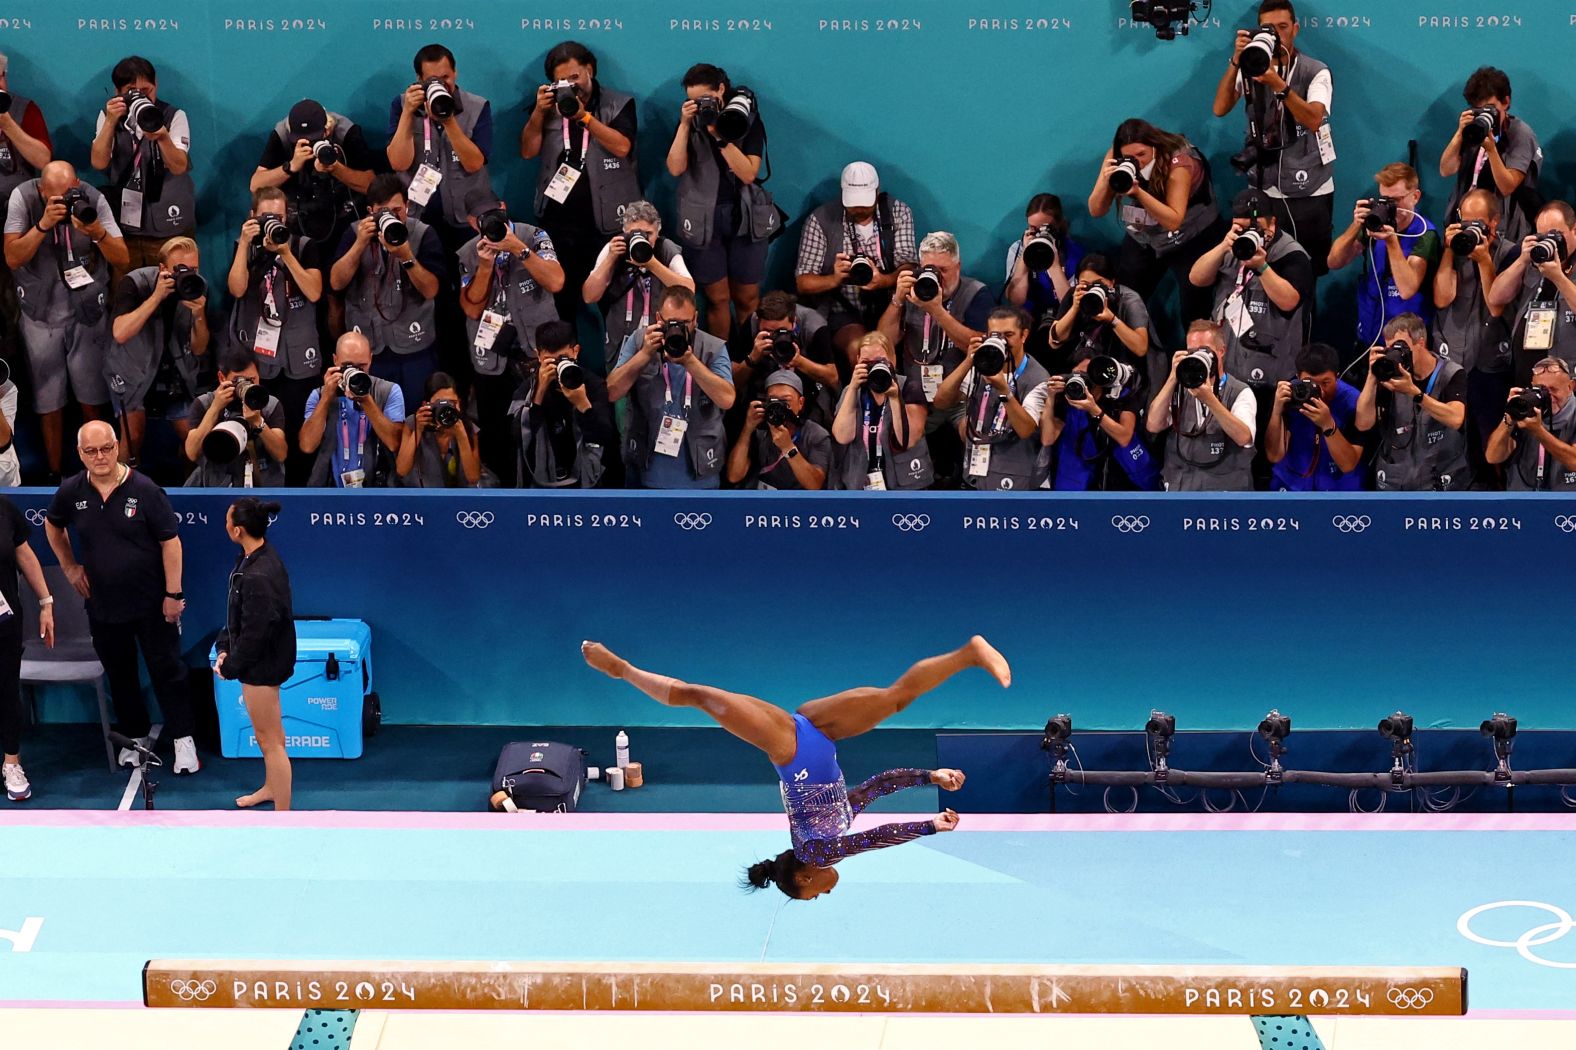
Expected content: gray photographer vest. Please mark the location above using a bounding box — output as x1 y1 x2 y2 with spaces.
624 329 729 480
834 384 934 491
532 86 641 235
0 92 40 204
1162 374 1254 491
396 427 491 488
105 99 196 237
898 277 987 391
806 197 904 314
9 180 113 325
601 238 685 363
344 216 438 355
1255 55 1335 199
401 87 491 229
1374 359 1469 491
106 265 201 399
674 124 777 249
307 375 399 487
225 239 323 382
962 354 1051 492
183 390 287 488
1123 144 1219 256
457 221 558 375
512 387 609 489
1435 237 1517 375
1508 398 1576 492
1216 234 1308 385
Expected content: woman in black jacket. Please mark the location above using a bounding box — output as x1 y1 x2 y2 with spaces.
214 497 296 810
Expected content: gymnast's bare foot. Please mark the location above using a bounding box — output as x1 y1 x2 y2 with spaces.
969 636 1011 687
582 641 628 680
236 788 273 808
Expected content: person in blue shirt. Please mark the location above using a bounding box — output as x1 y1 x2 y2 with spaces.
299 332 407 487
1264 341 1363 491
1041 355 1158 491
1002 193 1084 367
1327 162 1441 352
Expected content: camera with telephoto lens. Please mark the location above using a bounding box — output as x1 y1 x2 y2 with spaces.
1506 384 1552 422
58 187 96 225
1288 377 1319 406
1062 373 1092 402
1461 106 1499 150
1450 219 1487 255
1237 27 1279 79
1176 349 1213 390
769 328 798 366
0 91 10 115
662 319 690 358
1529 231 1566 267
430 399 461 430
1232 226 1266 262
375 208 408 247
715 89 757 144
1108 157 1141 195
1130 0 1199 40
339 364 373 399
972 333 1009 377
1022 225 1058 272
763 397 794 428
625 229 654 265
554 357 585 391
1086 354 1135 394
477 208 510 245
912 265 942 303
231 376 269 411
258 213 290 247
1361 196 1397 235
550 80 580 118
1370 340 1411 382
1078 282 1111 320
845 253 875 287
122 89 164 134
423 78 455 120
312 138 343 168
865 359 894 394
171 264 206 302
202 419 251 464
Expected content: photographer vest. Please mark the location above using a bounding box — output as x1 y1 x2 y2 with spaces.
1162 374 1254 491
625 329 729 480
532 85 641 235
514 386 610 489
807 196 902 314
0 92 40 204
106 265 201 402
1508 397 1576 492
225 239 323 381
835 383 934 491
307 375 399 487
344 216 437 356
601 238 684 364
401 87 491 229
1435 236 1517 375
1216 234 1308 385
1512 267 1576 384
1374 359 1469 491
674 120 777 249
184 389 286 488
898 277 987 396
457 222 558 376
1122 144 1219 257
962 354 1050 491
270 112 360 244
9 180 112 326
1446 115 1544 244
398 426 489 488
1252 54 1335 200
105 99 196 237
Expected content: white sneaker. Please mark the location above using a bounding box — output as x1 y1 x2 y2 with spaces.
117 736 152 768
172 736 201 775
3 762 30 802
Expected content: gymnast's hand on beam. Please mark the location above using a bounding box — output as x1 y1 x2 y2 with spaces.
930 769 966 791
932 808 960 833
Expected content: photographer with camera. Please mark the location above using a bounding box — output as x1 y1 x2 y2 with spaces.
1488 201 1576 382
668 63 776 337
331 174 445 412
1004 193 1084 366
1147 320 1257 491
512 320 618 488
1212 1 1335 277
830 331 932 490
4 160 126 480
387 45 493 254
1356 312 1468 491
1041 354 1157 491
182 347 286 488
251 99 378 251
89 57 194 281
1327 163 1440 351
299 332 406 487
1485 357 1576 491
795 161 918 360
1048 254 1151 380
1264 342 1362 491
731 290 838 432
0 52 51 209
521 41 639 322
934 307 1049 492
607 285 734 488
107 236 209 469
395 372 489 488
584 199 694 371
1439 67 1542 246
1088 118 1225 328
726 370 830 490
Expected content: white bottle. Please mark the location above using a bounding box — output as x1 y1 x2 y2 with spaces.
615 730 630 768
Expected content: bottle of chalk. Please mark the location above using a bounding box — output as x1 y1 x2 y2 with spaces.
615 730 630 768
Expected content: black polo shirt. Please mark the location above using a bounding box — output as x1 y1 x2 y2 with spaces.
46 469 179 623
0 496 31 630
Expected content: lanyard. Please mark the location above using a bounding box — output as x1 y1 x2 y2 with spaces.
337 403 369 474
861 395 887 471
971 354 1029 438
844 218 883 269
421 116 437 165
661 361 693 417
490 254 512 312
561 119 590 169
760 429 800 475
261 265 283 323
624 274 652 325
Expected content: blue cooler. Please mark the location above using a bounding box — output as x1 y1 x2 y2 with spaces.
211 618 381 759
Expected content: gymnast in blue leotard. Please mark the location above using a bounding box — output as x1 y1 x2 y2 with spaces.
582 636 1011 900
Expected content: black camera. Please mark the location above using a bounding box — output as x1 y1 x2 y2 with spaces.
1529 231 1566 267
912 265 942 303
1450 219 1487 256
231 376 269 411
1461 106 1499 150
58 187 96 224
769 328 798 366
554 357 585 391
973 334 1009 377
1370 340 1411 382
550 80 580 118
1108 157 1141 195
1062 373 1092 402
123 89 164 134
1238 27 1280 78
845 254 875 287
1086 354 1134 394
1078 283 1110 320
1288 378 1319 406
430 399 461 430
1176 349 1213 390
625 229 655 265
340 364 373 399
423 78 456 120
171 264 206 302
1130 0 1197 40
662 319 690 358
1229 141 1263 177
1231 226 1266 262
477 208 510 245
312 138 343 168
693 95 719 127
763 397 795 428
1506 384 1552 422
715 89 757 144
1022 225 1058 272
375 209 408 248
0 91 10 115
258 213 290 247
1361 196 1397 235
865 360 894 394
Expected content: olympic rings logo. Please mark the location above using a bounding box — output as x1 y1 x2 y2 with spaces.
673 512 712 531
1385 987 1435 1010
454 511 495 529
1555 515 1576 533
168 979 217 1002
1110 515 1150 534
1459 900 1576 969
1332 514 1372 533
891 513 931 533
23 509 45 526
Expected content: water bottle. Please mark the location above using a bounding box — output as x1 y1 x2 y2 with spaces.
615 730 630 768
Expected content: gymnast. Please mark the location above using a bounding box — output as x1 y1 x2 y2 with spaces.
581 636 1010 899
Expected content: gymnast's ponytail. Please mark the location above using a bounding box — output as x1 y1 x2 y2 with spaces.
742 849 805 899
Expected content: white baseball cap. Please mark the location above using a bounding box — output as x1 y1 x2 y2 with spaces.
841 162 879 208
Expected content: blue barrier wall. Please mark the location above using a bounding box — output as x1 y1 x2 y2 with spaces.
12 489 1576 731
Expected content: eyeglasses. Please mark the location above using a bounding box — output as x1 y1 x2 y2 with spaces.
79 445 118 459
1532 364 1570 377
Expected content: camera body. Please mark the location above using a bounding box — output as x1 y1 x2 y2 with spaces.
554 357 585 391
1062 373 1092 403
312 138 343 168
0 90 11 115
1108 157 1141 195
715 89 757 144
231 376 269 411
258 213 290 247
662 319 690 358
1370 340 1412 382
693 95 720 127
1287 377 1319 406
477 208 510 245
769 328 798 366
423 78 456 120
1022 225 1058 272
845 254 876 287
1232 226 1266 262
1506 384 1552 422
1176 349 1214 390
972 334 1010 377
1529 231 1566 267
1361 196 1398 235
550 80 580 118
1461 106 1500 150
170 264 207 302
1129 0 1197 40
763 397 795 428
625 229 655 265
58 187 96 225
430 399 461 430
340 365 373 399
1450 219 1487 256
375 209 408 248
123 89 164 134
912 265 943 303
865 360 894 394
1078 283 1111 320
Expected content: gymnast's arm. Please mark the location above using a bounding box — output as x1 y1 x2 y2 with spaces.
794 820 937 866
846 768 935 815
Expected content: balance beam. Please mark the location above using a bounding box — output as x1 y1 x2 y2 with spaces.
143 960 1466 1016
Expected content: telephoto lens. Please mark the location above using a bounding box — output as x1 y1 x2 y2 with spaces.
865 360 894 394
340 365 373 399
124 89 164 134
1506 385 1551 422
1232 227 1266 262
171 264 207 302
845 254 875 287
312 139 342 168
1370 341 1410 382
1176 350 1212 390
60 188 96 224
625 229 654 265
423 78 456 120
1021 226 1057 272
1529 232 1565 267
478 208 510 244
1078 283 1110 320
232 376 269 411
430 399 461 430
912 265 942 302
258 214 290 247
1288 378 1318 406
375 209 408 247
1449 220 1487 256
202 419 250 464
1361 196 1397 234
662 319 690 358
973 334 1009 377
552 80 579 118
1063 374 1091 402
1237 27 1279 78
764 397 794 428
715 92 756 143
555 357 585 391
769 328 797 366
1086 355 1120 388
1108 157 1141 194
1461 106 1498 150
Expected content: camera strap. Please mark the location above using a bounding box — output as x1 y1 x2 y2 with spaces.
660 361 693 418
336 402 370 477
968 355 1027 442
560 119 590 170
624 277 652 326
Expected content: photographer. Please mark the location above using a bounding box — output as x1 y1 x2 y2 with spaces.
726 370 830 490
1087 118 1225 327
1003 193 1083 366
829 331 932 490
521 41 639 321
1327 163 1440 350
1439 67 1542 245
331 174 445 411
395 372 490 488
1048 254 1151 380
182 347 287 488
107 236 209 467
583 199 694 373
1264 342 1362 491
386 45 493 253
251 99 379 249
934 307 1049 492
0 52 52 206
1355 312 1468 491
1485 358 1576 491
1041 356 1157 491
512 320 618 488
1147 320 1257 491
1487 201 1576 381
606 285 734 488
795 161 917 360
4 160 126 480
1212 1 1335 275
668 63 775 337
731 289 838 432
89 56 194 278
299 332 406 487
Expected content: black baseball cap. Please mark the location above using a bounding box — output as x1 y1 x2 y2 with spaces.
1232 188 1270 219
288 99 327 141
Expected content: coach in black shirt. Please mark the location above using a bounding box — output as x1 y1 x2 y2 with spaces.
44 420 198 774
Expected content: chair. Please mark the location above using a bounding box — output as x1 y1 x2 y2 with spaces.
20 566 116 772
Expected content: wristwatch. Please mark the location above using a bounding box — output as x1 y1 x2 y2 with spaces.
1413 393 1424 408
400 258 416 270
38 596 53 607
164 591 184 600
1090 412 1105 425
785 447 800 460
1321 426 1336 438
